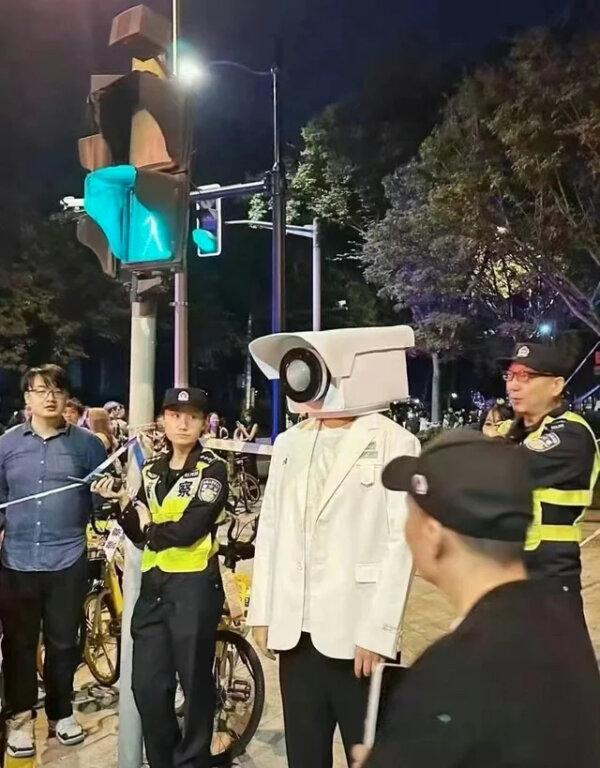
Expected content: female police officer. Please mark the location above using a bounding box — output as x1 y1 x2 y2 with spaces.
93 388 228 768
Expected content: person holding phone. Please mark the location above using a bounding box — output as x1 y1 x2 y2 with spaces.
92 387 228 768
354 432 600 768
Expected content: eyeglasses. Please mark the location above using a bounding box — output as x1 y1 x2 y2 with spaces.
502 371 554 383
27 388 66 399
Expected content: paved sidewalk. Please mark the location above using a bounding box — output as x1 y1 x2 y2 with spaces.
37 520 600 768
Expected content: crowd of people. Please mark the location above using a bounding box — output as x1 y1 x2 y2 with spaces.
0 334 600 768
0 364 260 761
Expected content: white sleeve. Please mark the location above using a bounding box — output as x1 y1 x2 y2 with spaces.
355 431 421 657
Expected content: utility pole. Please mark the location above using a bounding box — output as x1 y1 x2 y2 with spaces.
172 0 189 388
270 56 286 436
245 314 253 413
120 276 159 768
312 217 321 331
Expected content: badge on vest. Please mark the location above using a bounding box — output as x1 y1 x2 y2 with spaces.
198 477 223 503
359 440 379 462
525 432 561 452
177 480 195 498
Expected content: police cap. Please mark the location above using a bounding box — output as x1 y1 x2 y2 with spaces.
382 431 534 542
499 342 573 378
161 387 208 413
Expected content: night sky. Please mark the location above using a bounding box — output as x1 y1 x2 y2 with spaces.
1 0 580 211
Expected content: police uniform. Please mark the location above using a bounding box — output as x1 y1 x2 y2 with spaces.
367 432 600 768
119 388 228 768
498 344 600 603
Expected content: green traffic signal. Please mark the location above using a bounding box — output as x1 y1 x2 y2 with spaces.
83 164 189 267
192 228 218 255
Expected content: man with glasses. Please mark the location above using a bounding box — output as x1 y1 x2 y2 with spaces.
496 343 599 618
0 365 106 758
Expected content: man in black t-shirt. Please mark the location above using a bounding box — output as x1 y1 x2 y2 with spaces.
354 431 600 768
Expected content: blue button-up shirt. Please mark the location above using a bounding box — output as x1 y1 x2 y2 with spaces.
0 422 107 571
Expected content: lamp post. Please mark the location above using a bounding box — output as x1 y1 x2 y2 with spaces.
179 56 286 436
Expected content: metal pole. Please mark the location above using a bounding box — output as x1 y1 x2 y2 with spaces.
271 61 286 437
119 292 157 768
172 0 189 388
312 217 321 331
245 314 253 414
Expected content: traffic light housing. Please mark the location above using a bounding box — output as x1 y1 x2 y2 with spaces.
192 186 222 257
82 165 189 268
77 5 192 273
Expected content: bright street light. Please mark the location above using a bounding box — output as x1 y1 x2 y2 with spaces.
538 322 553 337
178 55 207 86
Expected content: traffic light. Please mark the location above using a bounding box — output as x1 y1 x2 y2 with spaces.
82 165 189 267
192 185 222 257
77 5 192 273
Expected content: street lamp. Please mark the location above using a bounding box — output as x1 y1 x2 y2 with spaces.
178 53 287 436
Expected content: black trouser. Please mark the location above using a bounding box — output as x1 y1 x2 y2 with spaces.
0 552 88 721
131 564 224 768
279 633 370 768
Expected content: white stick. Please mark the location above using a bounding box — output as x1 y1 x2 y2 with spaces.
0 436 138 511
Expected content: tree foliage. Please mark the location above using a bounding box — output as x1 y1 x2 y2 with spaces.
0 215 129 370
417 28 600 336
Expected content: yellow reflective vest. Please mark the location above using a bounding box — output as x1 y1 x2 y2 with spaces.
499 410 600 555
140 455 223 574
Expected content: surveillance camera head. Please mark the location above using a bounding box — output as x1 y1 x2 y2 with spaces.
250 325 415 418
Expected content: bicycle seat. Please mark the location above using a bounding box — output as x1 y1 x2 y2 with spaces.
218 541 255 561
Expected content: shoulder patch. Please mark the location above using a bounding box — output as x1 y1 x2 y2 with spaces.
198 449 221 465
198 477 223 503
525 432 561 452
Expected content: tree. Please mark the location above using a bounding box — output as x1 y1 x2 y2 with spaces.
419 28 600 336
361 160 559 421
0 214 129 370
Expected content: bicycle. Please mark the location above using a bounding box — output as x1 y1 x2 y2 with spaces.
35 504 265 764
177 510 265 766
228 455 261 514
82 515 123 686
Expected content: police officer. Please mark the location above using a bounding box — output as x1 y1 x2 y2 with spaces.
353 432 600 768
497 343 599 613
93 388 227 768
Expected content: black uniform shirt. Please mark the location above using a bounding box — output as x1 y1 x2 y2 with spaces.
366 580 600 768
504 406 596 583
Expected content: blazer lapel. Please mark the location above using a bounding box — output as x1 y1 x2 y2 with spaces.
316 417 374 518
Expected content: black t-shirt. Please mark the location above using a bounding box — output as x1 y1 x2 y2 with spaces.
366 580 600 768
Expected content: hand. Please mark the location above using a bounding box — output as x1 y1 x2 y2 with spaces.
91 475 128 504
354 646 384 679
351 744 371 768
134 500 152 532
252 626 276 660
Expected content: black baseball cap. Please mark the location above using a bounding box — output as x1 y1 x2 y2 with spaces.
498 342 573 378
161 388 208 413
382 431 534 542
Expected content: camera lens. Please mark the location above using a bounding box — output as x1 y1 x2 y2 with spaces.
280 348 330 403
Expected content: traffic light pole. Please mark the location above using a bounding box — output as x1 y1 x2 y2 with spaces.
119 280 157 768
172 0 189 388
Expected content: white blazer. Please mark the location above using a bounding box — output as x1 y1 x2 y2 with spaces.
247 413 420 660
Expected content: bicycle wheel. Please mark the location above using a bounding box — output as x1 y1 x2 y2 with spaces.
83 590 121 686
243 475 261 507
209 629 265 766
